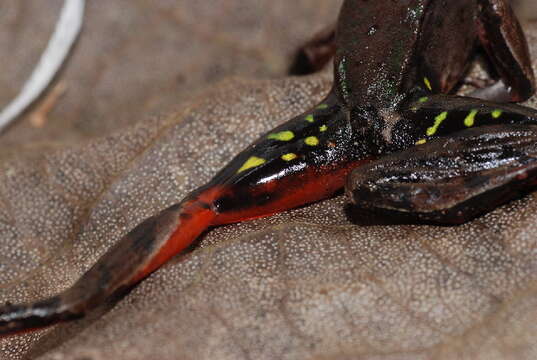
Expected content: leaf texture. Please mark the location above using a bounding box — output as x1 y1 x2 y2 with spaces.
1 2 537 360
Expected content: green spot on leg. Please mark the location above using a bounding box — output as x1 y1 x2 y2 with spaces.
464 109 478 127
424 77 432 91
416 139 427 145
267 130 294 141
418 96 429 103
316 104 329 110
426 111 448 136
305 114 314 123
319 125 327 132
304 136 319 146
238 156 266 173
281 153 297 161
492 109 503 119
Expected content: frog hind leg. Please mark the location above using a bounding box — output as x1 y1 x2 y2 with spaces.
0 91 349 337
398 93 537 148
0 188 220 336
347 124 537 224
475 0 535 102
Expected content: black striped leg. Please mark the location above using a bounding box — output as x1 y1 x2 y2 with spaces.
399 94 537 148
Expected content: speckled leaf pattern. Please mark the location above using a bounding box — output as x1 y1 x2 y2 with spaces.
0 0 340 149
1 2 537 360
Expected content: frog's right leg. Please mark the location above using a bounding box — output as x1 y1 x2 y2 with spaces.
347 124 537 224
475 0 535 102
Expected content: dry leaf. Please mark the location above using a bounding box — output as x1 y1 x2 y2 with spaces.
0 0 340 149
1 2 537 360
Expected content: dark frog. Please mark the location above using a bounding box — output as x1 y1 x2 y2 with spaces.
1 0 537 337
334 0 537 221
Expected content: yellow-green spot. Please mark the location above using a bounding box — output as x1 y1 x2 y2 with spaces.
238 156 266 173
492 109 503 119
426 111 448 136
464 109 478 127
281 153 297 161
267 130 294 141
424 77 432 91
416 139 427 145
418 96 429 103
305 114 314 122
305 136 319 146
316 104 329 110
319 125 328 132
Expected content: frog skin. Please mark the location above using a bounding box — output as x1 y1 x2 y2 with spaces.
0 0 536 336
297 0 535 103
335 0 537 221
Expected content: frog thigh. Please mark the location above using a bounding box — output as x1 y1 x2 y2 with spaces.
476 0 535 102
346 125 537 224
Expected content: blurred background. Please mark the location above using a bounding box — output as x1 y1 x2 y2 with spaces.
0 0 535 153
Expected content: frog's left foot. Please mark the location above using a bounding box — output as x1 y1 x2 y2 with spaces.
346 125 537 224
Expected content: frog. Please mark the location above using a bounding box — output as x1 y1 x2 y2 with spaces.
1 0 536 337
335 0 537 222
293 0 535 104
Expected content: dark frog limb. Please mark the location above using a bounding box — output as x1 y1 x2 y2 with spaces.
334 0 534 107
393 93 537 148
474 0 535 101
0 200 213 335
0 92 373 336
415 0 535 101
347 125 537 224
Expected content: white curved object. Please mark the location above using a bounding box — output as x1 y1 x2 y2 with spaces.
0 0 85 133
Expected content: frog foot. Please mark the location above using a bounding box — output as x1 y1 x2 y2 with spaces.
346 125 537 224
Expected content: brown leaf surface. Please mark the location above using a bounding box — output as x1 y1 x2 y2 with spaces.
1 3 537 360
0 0 340 150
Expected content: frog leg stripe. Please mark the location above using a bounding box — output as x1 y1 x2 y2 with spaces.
424 77 432 91
316 104 329 110
238 156 266 173
267 130 295 141
426 111 448 136
464 109 478 127
418 96 429 103
304 136 319 146
305 114 315 123
281 153 298 161
492 109 503 119
319 125 328 132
